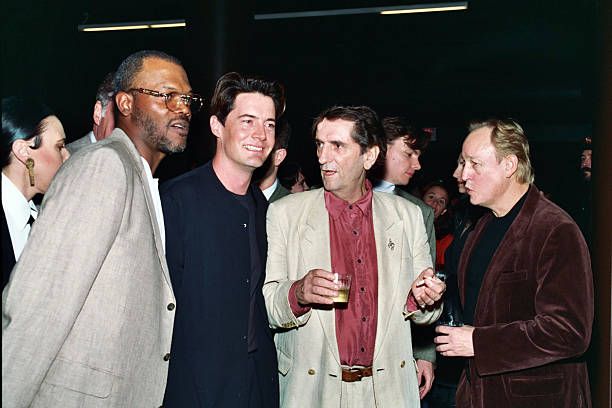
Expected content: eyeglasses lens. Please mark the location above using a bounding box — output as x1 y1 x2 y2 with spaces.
167 93 202 113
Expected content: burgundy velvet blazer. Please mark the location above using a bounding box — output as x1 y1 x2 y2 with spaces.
456 185 593 408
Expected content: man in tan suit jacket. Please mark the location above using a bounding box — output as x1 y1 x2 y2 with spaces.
66 71 116 154
263 106 445 408
2 50 203 407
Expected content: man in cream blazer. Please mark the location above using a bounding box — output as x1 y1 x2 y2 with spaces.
263 106 444 408
2 50 198 407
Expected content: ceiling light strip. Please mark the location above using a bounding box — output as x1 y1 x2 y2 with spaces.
78 19 186 32
254 2 467 20
380 5 467 14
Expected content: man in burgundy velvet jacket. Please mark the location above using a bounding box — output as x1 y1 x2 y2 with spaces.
434 119 593 408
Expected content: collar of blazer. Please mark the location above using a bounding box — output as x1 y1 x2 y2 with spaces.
457 184 539 317
106 128 174 294
299 189 406 365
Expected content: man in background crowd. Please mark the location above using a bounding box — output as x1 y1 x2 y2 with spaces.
574 136 593 248
256 116 291 202
372 116 437 399
67 72 115 153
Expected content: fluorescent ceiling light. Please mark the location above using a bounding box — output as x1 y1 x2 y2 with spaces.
380 4 467 14
78 19 186 32
254 2 467 20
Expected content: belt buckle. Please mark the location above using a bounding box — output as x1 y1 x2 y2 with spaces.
350 368 364 381
343 366 369 382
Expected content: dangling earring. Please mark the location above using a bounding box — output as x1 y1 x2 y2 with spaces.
25 158 35 187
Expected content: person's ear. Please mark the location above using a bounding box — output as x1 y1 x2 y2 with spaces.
115 92 133 117
503 154 518 178
363 145 380 170
11 139 32 165
273 148 287 167
209 115 224 139
92 101 103 126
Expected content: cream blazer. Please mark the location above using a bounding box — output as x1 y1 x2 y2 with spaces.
264 188 439 408
2 129 175 407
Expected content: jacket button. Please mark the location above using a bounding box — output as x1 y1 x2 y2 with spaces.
400 360 405 368
167 303 175 311
163 353 171 361
308 369 315 375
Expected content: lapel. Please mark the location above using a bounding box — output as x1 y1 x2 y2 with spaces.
269 183 289 203
114 129 174 297
298 190 339 363
472 186 537 318
457 212 489 304
458 185 538 313
371 193 404 362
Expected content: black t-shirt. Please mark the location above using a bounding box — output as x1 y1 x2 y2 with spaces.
463 192 528 325
232 189 261 353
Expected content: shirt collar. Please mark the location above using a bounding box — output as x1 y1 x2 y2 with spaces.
2 172 37 230
140 157 157 184
324 179 374 220
262 178 279 201
372 179 395 193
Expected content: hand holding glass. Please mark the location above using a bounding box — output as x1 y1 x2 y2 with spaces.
332 273 351 303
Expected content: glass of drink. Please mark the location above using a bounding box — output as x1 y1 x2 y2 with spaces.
332 273 352 304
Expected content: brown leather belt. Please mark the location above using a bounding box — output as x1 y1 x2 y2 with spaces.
341 366 373 382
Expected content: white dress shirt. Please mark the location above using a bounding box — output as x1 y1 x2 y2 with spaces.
2 172 38 260
140 157 165 251
262 178 279 201
88 130 96 144
372 179 396 193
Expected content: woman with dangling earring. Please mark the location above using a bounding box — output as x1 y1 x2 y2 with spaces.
2 96 70 288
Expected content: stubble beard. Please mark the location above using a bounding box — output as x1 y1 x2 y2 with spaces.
133 106 187 154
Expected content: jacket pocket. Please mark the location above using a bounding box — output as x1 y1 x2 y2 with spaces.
498 269 528 283
277 347 293 376
44 358 116 398
509 374 564 397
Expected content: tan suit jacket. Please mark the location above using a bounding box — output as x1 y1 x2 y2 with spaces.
66 131 94 154
263 188 439 408
2 129 175 407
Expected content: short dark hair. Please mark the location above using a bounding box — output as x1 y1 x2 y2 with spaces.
312 105 386 158
274 116 291 150
382 116 430 151
113 50 182 92
210 72 286 125
2 96 54 168
278 162 303 190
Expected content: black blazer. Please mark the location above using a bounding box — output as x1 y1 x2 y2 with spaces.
2 205 16 288
161 161 279 408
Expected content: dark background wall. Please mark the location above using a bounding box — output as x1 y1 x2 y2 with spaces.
3 0 598 202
